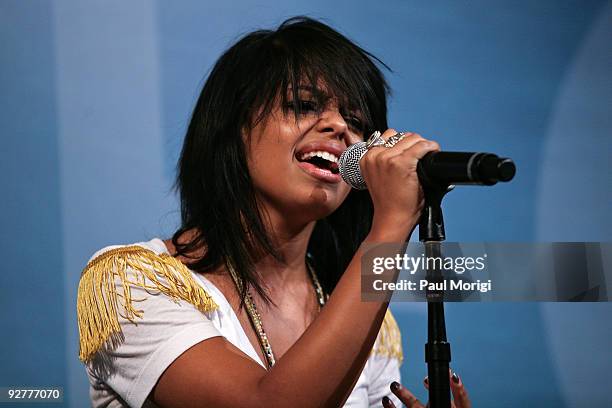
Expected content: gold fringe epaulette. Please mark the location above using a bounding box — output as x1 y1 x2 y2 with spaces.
77 245 218 363
373 310 404 364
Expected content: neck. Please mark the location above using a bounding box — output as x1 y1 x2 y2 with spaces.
253 211 316 285
167 217 317 286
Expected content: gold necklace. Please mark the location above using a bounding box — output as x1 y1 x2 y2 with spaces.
228 261 327 369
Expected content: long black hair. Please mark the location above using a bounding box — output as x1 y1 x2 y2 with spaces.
172 16 390 305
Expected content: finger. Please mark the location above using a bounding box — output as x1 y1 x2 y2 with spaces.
450 371 471 408
390 381 426 408
395 139 440 168
380 128 403 142
369 130 422 156
380 132 423 158
371 137 438 171
364 129 396 153
384 131 435 154
360 129 402 167
382 396 397 408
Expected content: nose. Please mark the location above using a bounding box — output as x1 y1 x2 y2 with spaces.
315 108 348 141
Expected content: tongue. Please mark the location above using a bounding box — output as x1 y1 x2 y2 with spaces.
328 162 339 174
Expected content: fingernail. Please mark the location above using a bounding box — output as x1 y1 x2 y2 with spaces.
423 376 428 385
390 381 401 392
452 372 460 384
382 396 391 405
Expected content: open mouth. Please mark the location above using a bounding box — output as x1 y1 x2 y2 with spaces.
296 150 340 174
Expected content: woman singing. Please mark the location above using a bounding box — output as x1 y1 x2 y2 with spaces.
77 16 470 408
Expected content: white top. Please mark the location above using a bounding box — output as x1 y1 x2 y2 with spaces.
83 238 402 407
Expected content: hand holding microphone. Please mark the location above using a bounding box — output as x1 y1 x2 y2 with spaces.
339 131 516 190
351 129 441 238
339 129 516 238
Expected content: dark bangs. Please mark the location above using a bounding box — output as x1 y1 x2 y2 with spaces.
244 17 390 136
173 16 390 304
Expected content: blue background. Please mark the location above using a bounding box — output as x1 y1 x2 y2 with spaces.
1 0 611 406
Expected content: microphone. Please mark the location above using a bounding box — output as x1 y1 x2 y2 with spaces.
338 142 516 190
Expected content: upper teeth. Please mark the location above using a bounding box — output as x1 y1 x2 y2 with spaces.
300 150 339 164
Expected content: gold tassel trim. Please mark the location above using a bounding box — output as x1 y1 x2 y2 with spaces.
373 309 404 364
77 245 218 363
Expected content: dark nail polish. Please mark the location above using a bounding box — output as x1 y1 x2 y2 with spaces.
390 381 400 392
424 376 429 385
452 372 460 384
383 396 391 405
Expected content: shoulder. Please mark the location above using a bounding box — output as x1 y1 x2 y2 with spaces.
77 238 219 363
79 239 225 408
372 309 403 364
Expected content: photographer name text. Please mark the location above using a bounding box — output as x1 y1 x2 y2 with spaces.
373 279 493 293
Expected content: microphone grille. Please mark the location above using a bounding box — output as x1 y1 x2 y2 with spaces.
338 142 368 190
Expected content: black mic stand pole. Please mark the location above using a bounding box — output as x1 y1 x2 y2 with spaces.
418 167 454 408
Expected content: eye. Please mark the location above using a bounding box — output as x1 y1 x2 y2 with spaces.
286 100 318 113
345 115 364 133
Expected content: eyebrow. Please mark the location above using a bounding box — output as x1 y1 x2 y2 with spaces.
287 85 326 97
287 85 317 91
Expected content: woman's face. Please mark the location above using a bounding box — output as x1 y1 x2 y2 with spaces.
245 85 365 226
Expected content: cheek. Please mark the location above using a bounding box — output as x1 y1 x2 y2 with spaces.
247 122 299 172
246 145 297 202
253 147 295 181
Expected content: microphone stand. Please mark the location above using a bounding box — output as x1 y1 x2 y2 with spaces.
418 169 454 408
414 152 515 407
